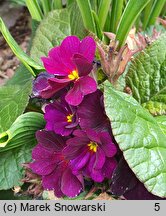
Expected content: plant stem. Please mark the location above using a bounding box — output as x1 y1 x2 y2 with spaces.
110 0 124 33
25 0 43 21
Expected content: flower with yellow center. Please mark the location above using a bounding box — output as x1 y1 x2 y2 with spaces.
68 70 79 81
87 141 98 153
66 114 74 123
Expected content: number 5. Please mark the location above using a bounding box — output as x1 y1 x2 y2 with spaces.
154 203 160 211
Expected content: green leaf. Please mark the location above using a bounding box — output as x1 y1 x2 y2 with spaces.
98 0 112 30
146 0 166 28
25 0 43 21
126 33 166 116
0 144 33 190
104 81 166 197
116 0 151 48
30 7 85 64
0 112 45 150
69 2 86 38
0 82 32 133
6 64 32 86
0 112 45 190
92 10 103 40
30 9 70 64
110 0 124 33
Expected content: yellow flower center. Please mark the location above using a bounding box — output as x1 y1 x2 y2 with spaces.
66 114 73 123
87 141 98 153
68 70 79 81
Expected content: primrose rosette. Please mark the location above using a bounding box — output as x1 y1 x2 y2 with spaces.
29 32 166 199
30 36 118 198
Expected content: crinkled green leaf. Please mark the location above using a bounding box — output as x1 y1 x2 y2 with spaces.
6 64 32 86
0 144 33 190
30 9 70 64
104 81 166 197
0 112 45 190
0 112 45 150
30 7 85 64
126 33 166 116
0 82 32 133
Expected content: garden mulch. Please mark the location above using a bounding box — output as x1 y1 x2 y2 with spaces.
0 6 31 86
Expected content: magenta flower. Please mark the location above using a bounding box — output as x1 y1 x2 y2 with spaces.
33 72 67 99
77 90 110 131
41 36 97 106
44 97 78 136
30 130 83 198
63 129 117 182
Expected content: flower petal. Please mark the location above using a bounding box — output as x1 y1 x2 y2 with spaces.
86 129 100 143
78 76 97 95
42 166 64 197
30 160 57 176
102 158 117 179
70 151 90 171
100 132 117 157
72 54 93 77
80 36 96 62
94 148 105 170
91 169 104 182
77 90 108 131
60 36 80 60
61 168 83 197
36 130 65 151
65 82 84 106
32 144 54 160
49 46 75 72
41 57 69 76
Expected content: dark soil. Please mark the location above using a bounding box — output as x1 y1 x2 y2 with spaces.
0 6 31 85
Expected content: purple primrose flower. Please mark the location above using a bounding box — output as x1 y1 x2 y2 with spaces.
63 129 117 182
77 90 110 131
33 72 67 99
41 36 97 106
44 97 78 136
30 130 83 198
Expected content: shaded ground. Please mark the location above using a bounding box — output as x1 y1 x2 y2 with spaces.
0 2 31 85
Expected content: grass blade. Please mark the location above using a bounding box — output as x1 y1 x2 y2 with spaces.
116 0 151 48
25 0 43 21
40 0 51 15
147 0 166 27
110 0 124 33
52 0 63 9
142 0 154 30
76 0 96 33
98 0 112 29
92 10 103 39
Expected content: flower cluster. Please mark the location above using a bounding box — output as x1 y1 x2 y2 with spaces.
31 36 117 198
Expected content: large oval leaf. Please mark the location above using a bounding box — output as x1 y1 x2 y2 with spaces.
30 5 85 64
104 81 166 197
126 33 166 116
0 112 45 190
0 82 32 133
